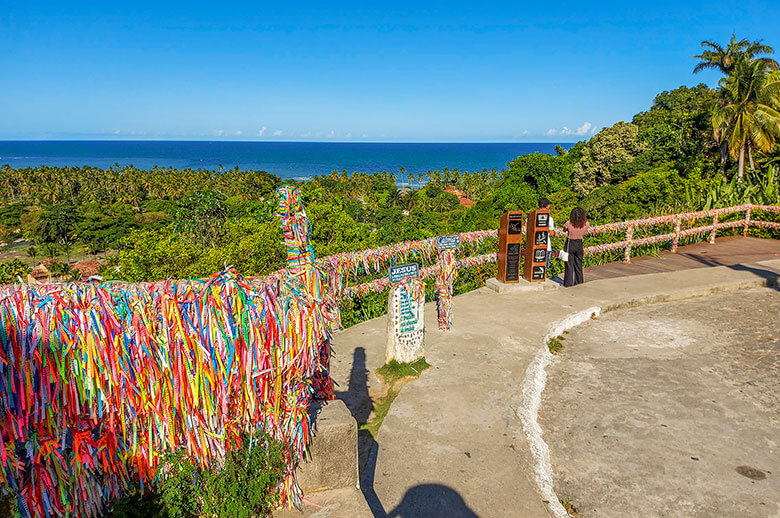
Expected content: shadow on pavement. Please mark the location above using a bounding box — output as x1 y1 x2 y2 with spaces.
334 347 384 516
685 255 780 290
385 484 479 518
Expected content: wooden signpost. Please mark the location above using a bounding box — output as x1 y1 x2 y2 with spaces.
523 208 550 282
497 211 524 283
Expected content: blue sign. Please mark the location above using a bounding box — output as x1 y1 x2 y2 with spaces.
389 263 419 283
435 234 461 250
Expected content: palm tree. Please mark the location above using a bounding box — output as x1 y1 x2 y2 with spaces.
388 188 402 208
712 60 780 181
694 35 778 75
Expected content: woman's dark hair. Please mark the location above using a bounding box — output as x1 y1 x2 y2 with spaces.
569 207 587 228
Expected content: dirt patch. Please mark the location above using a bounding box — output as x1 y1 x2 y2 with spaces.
541 287 780 517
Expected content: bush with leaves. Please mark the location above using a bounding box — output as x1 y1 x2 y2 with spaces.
156 430 286 518
0 259 31 284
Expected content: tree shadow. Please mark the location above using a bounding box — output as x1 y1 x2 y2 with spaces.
684 255 780 291
385 484 478 518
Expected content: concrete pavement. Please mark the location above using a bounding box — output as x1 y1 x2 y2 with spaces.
294 258 780 517
541 288 779 517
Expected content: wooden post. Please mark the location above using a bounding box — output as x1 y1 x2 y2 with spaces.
709 213 718 244
743 206 752 236
497 211 524 283
671 216 681 253
624 225 634 263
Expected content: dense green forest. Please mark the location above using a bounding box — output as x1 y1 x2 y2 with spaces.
1 35 779 288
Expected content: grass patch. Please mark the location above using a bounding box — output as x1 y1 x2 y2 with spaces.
376 357 431 384
547 336 564 355
360 358 431 440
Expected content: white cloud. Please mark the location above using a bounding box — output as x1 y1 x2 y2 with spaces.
522 130 528 135
234 130 243 136
113 129 121 135
272 129 283 136
328 130 336 138
345 132 352 138
257 127 267 137
547 122 594 137
214 129 225 137
575 122 592 135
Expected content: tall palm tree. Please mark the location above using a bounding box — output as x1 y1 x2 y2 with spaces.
712 60 780 181
694 34 778 75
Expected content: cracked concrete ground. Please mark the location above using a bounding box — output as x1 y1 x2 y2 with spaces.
541 288 780 517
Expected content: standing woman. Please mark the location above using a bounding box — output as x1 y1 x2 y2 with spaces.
562 207 590 287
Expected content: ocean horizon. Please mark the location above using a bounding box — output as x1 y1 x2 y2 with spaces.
0 140 574 180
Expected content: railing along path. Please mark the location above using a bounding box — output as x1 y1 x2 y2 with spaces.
314 204 780 330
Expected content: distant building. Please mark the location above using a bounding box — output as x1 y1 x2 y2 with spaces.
28 258 102 283
72 259 101 280
29 259 61 282
444 187 475 208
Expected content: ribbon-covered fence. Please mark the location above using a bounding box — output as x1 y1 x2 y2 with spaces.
315 230 498 330
0 186 335 517
0 270 330 517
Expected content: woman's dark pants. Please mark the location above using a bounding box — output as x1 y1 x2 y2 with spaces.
563 238 584 287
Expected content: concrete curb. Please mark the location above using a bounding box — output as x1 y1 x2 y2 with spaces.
518 261 780 518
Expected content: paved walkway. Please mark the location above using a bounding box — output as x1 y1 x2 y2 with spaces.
302 247 780 517
584 235 780 281
541 288 779 517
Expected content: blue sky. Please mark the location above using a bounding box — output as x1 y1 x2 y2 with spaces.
1 1 779 142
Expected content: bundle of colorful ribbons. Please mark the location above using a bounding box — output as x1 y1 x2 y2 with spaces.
435 250 457 330
276 186 334 401
0 268 330 517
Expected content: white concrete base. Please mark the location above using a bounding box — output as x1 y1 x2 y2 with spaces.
484 277 560 294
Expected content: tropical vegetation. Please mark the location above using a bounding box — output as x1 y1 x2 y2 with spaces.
0 37 777 295
0 34 779 518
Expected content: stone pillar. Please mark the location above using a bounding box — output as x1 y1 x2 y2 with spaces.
386 278 425 364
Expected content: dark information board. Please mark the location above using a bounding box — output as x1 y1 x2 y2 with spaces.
524 208 550 282
498 211 524 283
506 243 521 281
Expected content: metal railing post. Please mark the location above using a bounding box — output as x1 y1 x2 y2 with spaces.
624 225 634 263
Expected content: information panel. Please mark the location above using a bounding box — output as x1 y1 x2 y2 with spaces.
389 263 419 284
523 208 550 282
435 234 461 250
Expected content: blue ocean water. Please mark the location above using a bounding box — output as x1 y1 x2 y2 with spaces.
0 141 572 180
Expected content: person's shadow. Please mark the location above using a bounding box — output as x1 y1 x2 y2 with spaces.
385 484 479 518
